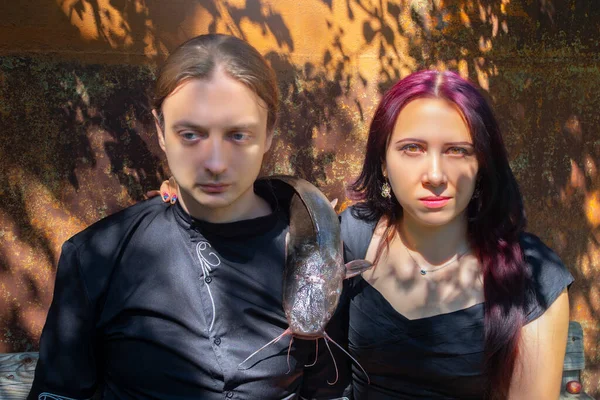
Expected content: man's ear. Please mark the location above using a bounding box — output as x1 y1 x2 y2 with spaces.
153 109 166 152
264 128 274 153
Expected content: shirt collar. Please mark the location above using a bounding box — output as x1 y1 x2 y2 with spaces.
172 179 287 239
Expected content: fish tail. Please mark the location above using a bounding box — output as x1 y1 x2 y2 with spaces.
304 339 319 367
324 332 371 385
237 328 291 370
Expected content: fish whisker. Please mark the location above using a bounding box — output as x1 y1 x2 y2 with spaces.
324 332 370 385
238 328 291 370
286 336 294 374
305 339 318 367
323 337 339 385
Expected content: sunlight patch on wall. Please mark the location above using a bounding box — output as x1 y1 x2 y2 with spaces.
585 191 600 228
57 0 99 41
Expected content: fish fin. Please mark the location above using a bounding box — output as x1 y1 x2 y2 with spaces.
329 198 338 209
344 260 373 279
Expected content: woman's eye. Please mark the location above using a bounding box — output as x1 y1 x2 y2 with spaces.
447 147 468 156
401 144 423 153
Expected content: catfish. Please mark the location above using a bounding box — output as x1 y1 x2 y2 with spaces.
239 176 372 384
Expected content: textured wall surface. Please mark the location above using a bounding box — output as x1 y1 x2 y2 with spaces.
1 0 599 395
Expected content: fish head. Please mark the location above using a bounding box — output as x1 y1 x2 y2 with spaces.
283 243 345 338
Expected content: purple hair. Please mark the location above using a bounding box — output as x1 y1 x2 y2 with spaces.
350 70 527 398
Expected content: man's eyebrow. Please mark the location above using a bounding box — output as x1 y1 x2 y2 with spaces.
171 121 206 131
170 120 261 130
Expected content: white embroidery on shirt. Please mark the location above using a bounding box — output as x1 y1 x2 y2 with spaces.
196 241 221 331
38 393 88 400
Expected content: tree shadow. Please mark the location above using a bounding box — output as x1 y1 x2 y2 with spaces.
261 52 358 202
1 0 598 395
330 0 600 393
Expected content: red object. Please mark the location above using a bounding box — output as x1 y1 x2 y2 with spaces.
566 380 582 394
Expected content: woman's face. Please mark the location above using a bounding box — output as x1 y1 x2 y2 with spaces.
384 97 479 228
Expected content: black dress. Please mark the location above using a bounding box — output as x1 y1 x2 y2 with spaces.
340 206 574 400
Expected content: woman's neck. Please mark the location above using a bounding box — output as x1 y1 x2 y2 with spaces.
399 212 470 265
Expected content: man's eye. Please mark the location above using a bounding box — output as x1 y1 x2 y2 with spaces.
230 132 250 142
180 132 201 141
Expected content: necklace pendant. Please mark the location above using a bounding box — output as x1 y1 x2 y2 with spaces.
420 269 427 276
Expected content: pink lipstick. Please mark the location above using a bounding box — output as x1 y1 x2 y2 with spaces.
419 196 451 209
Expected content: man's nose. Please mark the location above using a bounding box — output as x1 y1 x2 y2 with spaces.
204 138 228 177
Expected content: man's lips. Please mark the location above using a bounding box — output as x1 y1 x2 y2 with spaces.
198 183 230 193
419 196 451 208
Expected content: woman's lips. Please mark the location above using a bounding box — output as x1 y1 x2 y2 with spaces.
419 196 451 208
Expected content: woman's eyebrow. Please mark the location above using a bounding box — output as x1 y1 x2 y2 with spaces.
394 138 427 144
445 141 474 146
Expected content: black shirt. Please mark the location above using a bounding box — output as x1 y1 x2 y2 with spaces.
339 206 574 400
28 181 350 400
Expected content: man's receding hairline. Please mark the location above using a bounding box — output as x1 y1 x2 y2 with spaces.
160 63 268 112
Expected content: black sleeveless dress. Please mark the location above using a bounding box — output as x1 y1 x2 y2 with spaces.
340 206 574 399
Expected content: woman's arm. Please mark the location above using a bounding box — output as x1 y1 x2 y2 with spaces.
508 289 570 400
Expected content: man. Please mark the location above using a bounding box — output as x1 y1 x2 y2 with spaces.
29 34 349 400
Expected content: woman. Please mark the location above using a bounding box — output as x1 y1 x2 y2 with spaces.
340 70 572 399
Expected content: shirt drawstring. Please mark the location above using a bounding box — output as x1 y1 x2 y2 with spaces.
195 241 220 331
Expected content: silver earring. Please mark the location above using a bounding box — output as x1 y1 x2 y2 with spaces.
381 181 392 199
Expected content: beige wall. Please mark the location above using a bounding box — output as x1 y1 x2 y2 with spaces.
0 0 598 394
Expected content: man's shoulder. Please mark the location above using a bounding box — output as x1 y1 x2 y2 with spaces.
68 196 168 249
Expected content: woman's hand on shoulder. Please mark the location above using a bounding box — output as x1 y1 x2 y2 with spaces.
509 289 570 400
146 177 178 204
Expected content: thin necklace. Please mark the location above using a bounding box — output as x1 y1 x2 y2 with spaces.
403 244 469 276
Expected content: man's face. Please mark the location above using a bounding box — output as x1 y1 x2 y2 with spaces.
156 68 272 222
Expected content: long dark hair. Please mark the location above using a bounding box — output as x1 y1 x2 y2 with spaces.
350 70 527 399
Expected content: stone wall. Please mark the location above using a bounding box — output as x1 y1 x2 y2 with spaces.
1 0 598 395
